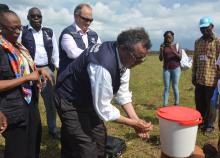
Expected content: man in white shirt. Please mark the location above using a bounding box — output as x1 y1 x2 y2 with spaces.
58 3 101 74
21 7 60 139
55 28 153 158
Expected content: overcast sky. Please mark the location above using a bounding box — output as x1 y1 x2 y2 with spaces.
1 0 220 50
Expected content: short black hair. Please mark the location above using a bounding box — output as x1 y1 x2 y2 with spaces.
0 9 18 25
0 4 9 11
163 30 174 37
117 27 152 53
28 7 41 16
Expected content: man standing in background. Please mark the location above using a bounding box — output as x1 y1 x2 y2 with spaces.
21 7 60 139
192 16 220 134
58 3 101 74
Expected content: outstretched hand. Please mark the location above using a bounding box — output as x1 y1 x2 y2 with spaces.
38 68 54 85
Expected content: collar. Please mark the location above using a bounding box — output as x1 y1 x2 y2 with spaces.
116 47 124 70
74 23 89 34
27 24 42 32
201 33 215 42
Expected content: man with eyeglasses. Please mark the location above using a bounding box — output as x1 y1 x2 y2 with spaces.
192 16 220 135
20 7 60 139
58 3 101 75
55 28 153 158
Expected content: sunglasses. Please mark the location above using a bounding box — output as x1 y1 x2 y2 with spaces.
78 15 93 23
30 14 42 19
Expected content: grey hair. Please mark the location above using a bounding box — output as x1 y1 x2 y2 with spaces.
74 3 91 15
117 27 152 53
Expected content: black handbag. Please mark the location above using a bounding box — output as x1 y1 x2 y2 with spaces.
105 136 127 158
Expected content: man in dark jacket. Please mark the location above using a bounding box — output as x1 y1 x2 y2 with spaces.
58 3 101 74
55 28 153 158
21 7 60 139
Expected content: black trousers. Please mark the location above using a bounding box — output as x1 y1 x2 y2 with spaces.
2 101 42 158
195 84 216 128
54 93 107 158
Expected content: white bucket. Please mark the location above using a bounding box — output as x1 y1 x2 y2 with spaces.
157 106 202 158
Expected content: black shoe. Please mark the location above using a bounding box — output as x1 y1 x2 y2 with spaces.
49 131 61 140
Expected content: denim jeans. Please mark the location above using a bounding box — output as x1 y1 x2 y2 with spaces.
163 67 181 106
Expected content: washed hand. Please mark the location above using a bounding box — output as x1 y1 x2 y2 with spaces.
134 119 153 140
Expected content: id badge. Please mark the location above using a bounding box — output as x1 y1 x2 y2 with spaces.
198 55 207 61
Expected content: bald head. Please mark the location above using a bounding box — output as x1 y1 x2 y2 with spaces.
74 3 93 33
74 3 92 15
27 7 42 31
28 7 41 16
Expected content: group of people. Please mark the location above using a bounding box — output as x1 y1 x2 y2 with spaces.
159 16 220 134
1 2 220 158
159 15 220 158
0 3 153 158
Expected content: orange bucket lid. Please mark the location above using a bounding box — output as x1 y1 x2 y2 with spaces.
157 106 202 126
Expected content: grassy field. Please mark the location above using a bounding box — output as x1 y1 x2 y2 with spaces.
0 54 219 158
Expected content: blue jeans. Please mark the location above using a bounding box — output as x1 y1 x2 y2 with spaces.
163 67 181 106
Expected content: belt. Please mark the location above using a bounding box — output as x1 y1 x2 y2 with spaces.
36 64 49 68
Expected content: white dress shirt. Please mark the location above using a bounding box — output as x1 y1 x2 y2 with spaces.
87 50 132 121
28 25 59 68
61 23 102 59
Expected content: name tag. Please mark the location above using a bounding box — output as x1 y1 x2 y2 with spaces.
198 55 207 61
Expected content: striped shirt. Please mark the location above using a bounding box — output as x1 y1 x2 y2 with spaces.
192 36 220 87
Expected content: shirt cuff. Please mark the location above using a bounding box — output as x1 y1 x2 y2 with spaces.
98 106 121 122
115 91 132 105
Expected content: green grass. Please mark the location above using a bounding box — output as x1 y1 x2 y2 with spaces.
0 54 219 157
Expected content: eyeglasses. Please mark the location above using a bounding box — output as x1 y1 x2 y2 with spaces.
0 24 23 32
78 14 93 23
30 14 42 19
129 52 146 62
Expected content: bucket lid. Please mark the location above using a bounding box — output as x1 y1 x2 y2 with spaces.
157 106 202 126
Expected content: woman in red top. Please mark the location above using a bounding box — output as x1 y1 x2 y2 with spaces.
159 31 182 106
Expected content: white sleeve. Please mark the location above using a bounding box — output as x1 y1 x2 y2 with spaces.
51 33 59 68
115 69 132 105
61 34 84 59
97 36 102 44
87 63 120 121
